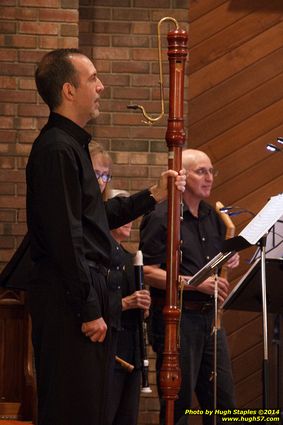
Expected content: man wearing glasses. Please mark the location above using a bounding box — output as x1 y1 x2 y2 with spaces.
140 149 239 425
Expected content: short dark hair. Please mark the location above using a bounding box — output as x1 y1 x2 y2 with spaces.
35 48 84 110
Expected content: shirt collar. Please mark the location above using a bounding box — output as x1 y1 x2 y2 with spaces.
46 112 92 147
183 200 212 219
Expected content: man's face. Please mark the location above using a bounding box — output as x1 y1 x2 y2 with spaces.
70 54 104 124
185 155 214 201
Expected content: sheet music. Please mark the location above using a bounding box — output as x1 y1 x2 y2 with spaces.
188 251 235 287
240 193 283 245
250 215 283 261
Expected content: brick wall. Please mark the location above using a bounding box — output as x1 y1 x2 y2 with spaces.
0 0 80 270
0 1 188 423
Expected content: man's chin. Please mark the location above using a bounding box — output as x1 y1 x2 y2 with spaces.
87 110 100 123
93 110 100 119
202 190 211 198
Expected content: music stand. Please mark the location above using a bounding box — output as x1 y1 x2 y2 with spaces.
188 251 236 287
231 194 283 410
223 258 283 314
223 257 283 415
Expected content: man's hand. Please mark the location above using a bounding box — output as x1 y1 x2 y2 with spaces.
81 317 107 342
122 289 151 311
197 276 230 305
226 252 240 269
150 168 186 203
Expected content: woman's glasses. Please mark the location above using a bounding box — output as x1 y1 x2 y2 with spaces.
95 171 112 183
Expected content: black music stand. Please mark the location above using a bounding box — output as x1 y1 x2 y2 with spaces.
223 258 283 314
223 257 283 416
223 193 283 412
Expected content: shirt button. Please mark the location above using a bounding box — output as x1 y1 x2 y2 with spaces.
116 246 119 250
116 266 120 270
206 255 210 260
202 237 206 241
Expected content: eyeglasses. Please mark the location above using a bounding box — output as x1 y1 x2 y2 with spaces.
189 167 219 177
95 171 112 183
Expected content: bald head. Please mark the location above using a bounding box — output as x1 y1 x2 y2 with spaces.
182 149 212 171
181 149 214 204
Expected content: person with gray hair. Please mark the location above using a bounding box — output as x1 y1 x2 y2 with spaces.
89 148 150 425
104 188 151 425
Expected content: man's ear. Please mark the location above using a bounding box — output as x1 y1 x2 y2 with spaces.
62 82 75 101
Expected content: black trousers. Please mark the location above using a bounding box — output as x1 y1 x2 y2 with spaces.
28 268 111 425
151 306 236 425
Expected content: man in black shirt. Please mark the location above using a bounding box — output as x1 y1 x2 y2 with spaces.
140 149 239 425
26 48 186 425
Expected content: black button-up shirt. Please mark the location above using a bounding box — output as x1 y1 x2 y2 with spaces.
139 200 225 302
26 112 156 321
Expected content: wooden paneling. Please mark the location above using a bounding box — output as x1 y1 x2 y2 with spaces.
0 290 36 421
189 0 283 409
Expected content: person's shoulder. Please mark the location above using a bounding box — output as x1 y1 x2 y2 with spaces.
140 201 168 241
201 201 226 233
200 200 218 216
201 200 213 210
141 200 167 225
39 126 76 148
150 200 168 217
32 127 79 161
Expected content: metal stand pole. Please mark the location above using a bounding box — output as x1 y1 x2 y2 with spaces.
211 270 219 425
259 234 269 412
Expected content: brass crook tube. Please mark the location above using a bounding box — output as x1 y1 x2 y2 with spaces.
127 17 179 125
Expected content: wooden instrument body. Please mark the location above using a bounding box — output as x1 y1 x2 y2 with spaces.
215 201 236 326
159 27 188 425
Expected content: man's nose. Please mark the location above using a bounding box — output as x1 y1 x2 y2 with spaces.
97 78 104 92
205 172 213 181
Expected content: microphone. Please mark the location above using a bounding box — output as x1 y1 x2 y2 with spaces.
219 205 255 217
219 206 246 216
133 250 152 394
